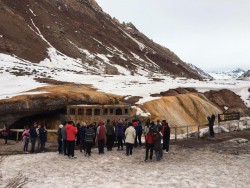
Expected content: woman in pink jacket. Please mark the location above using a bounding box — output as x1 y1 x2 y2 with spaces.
22 126 30 153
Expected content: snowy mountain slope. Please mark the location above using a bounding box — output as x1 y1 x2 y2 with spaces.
208 68 245 80
187 63 213 79
1 53 249 108
0 0 202 79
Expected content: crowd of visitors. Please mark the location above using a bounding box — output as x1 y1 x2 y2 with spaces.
0 114 217 161
54 118 171 161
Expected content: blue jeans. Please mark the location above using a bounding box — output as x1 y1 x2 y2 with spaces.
155 150 161 161
23 139 29 152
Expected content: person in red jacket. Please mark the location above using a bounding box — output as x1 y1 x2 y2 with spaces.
66 121 78 159
145 128 154 162
96 121 106 154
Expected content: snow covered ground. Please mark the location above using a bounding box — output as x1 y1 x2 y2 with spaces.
0 145 250 188
1 53 249 108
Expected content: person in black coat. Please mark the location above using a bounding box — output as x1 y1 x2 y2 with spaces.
38 125 47 152
207 114 215 137
29 123 38 153
79 122 87 153
162 120 170 153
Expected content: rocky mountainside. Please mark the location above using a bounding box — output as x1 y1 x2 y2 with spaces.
0 0 249 129
0 0 202 79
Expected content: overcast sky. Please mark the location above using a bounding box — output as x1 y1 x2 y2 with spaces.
95 0 250 72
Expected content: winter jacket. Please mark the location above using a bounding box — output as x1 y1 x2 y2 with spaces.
38 127 47 142
66 123 78 141
29 127 37 138
106 122 115 136
145 132 154 144
78 126 87 141
153 132 162 150
57 128 62 141
96 123 106 141
125 126 136 144
163 125 170 141
116 123 124 137
61 126 67 140
22 129 30 141
137 121 143 134
85 128 95 143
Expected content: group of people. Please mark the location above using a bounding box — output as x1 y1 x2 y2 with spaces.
56 118 171 161
21 123 47 153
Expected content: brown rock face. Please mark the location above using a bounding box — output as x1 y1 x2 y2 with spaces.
204 89 249 116
142 93 222 130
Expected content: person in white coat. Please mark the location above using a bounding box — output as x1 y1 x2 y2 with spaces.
125 122 136 156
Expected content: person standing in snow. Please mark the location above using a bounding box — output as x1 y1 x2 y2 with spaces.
145 128 154 162
106 119 115 151
162 120 170 153
125 122 136 156
1 124 9 145
79 122 87 153
85 124 95 157
156 120 162 132
137 120 143 147
153 129 163 161
22 126 30 153
143 121 150 141
207 114 215 137
57 124 63 154
61 122 67 155
96 121 106 154
116 119 124 151
38 124 47 153
66 121 78 159
132 119 139 147
29 122 38 153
